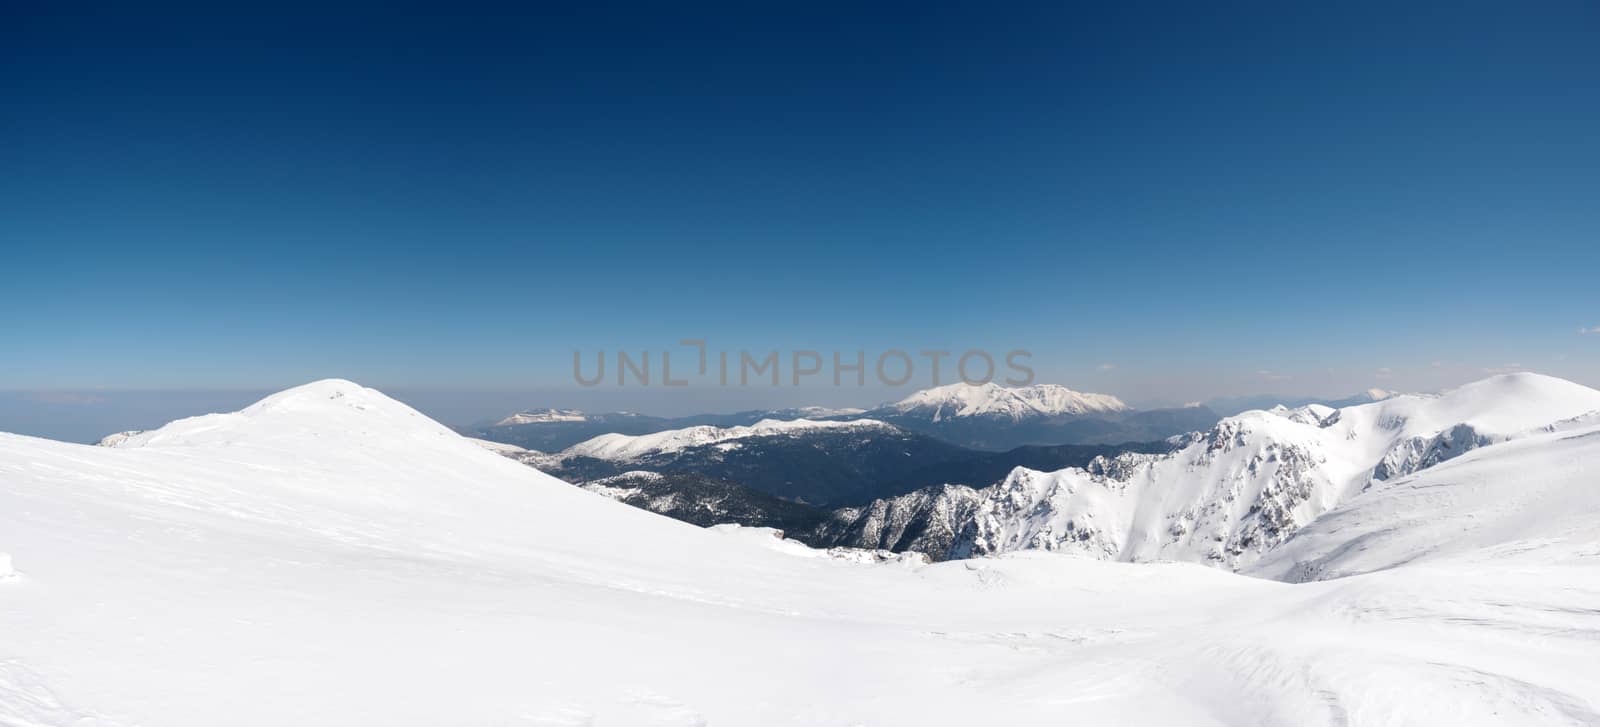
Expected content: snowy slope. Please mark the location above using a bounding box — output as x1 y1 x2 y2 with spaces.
4 379 1600 726
1249 418 1600 582
882 382 1130 421
907 373 1600 566
561 417 895 461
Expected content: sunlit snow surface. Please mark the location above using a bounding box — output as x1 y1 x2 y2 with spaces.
3 380 1598 726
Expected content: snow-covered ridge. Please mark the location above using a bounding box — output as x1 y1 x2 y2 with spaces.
875 373 1600 567
882 382 1129 421
495 408 588 425
770 405 867 418
1249 415 1600 581
563 418 896 461
490 405 863 429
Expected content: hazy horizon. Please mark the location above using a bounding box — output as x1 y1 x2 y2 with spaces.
3 365 1586 444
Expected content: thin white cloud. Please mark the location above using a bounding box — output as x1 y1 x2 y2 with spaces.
1580 326 1600 335
1098 363 1117 371
1375 367 1393 379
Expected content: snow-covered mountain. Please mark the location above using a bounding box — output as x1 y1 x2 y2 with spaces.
472 383 1206 454
472 405 872 451
845 373 1600 567
494 408 588 425
562 417 895 461
1248 407 1600 582
6 378 1600 725
766 405 867 418
881 381 1131 421
862 382 1215 450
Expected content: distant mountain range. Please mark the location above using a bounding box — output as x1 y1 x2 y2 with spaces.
471 373 1600 566
477 435 1174 553
493 408 588 425
467 381 1220 452
464 380 1492 549
560 418 895 462
479 411 1173 502
813 373 1600 563
460 381 1389 533
861 385 1218 449
466 407 872 451
482 420 988 507
877 382 1130 420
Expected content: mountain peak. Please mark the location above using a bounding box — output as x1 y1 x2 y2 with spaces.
104 378 456 449
241 378 382 410
1450 371 1582 396
884 382 1129 421
1398 371 1600 435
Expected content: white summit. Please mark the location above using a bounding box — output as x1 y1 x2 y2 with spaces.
883 381 1130 421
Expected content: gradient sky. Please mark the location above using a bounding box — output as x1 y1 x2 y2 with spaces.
4 2 1599 438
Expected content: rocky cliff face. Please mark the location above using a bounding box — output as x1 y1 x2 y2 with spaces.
812 484 983 558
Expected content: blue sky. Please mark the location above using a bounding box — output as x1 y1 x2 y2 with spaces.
3 2 1599 437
